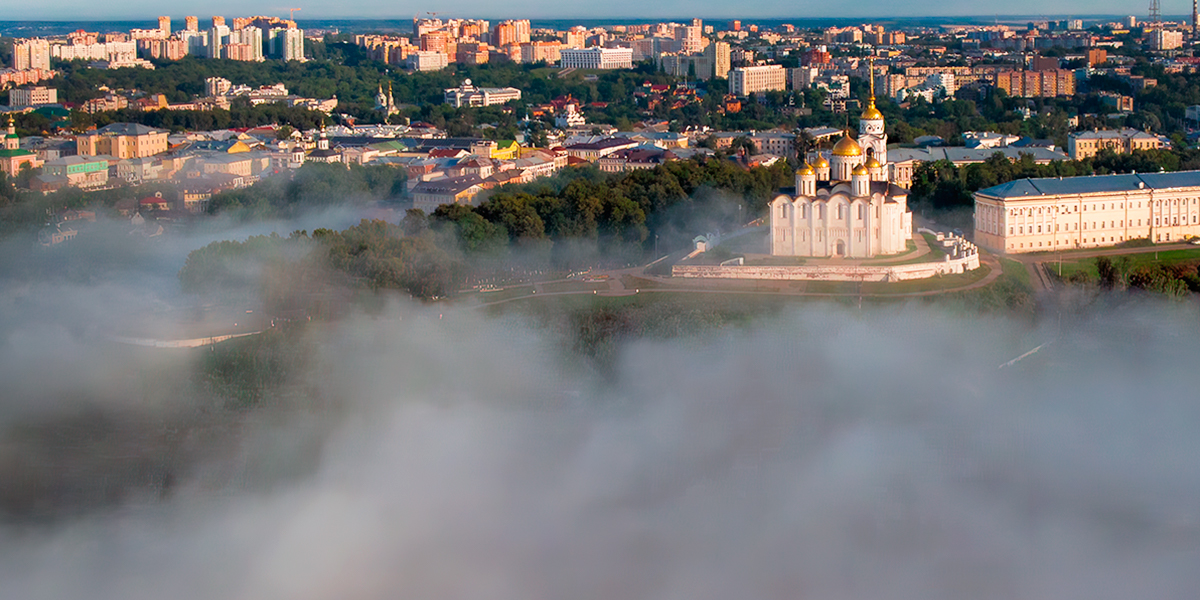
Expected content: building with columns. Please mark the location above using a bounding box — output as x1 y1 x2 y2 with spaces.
974 171 1200 253
769 85 913 258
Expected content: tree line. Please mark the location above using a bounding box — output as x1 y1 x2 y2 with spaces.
909 148 1200 212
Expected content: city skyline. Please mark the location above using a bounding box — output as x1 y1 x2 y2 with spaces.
3 0 1195 21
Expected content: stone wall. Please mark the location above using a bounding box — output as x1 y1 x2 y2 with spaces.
672 253 980 282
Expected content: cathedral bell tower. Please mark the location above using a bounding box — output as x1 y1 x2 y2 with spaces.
858 56 887 165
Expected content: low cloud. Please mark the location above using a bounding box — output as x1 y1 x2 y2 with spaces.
1 298 1198 599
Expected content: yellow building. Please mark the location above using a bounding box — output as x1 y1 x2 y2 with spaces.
974 171 1200 253
491 140 520 160
76 123 168 159
1067 128 1168 160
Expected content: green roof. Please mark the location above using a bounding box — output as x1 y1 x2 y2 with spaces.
0 148 35 157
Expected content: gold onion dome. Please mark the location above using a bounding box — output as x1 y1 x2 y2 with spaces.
861 100 883 121
865 156 881 169
813 154 830 168
831 132 863 157
798 162 815 175
852 163 870 176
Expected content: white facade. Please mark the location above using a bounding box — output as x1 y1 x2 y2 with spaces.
974 171 1200 253
769 94 912 258
559 47 634 69
407 51 449 71
729 65 787 96
11 39 51 70
444 79 522 107
9 86 57 107
278 28 305 61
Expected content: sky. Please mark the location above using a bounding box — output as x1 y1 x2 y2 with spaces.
0 0 1172 22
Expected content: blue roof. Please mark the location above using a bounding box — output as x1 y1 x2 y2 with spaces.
976 170 1200 199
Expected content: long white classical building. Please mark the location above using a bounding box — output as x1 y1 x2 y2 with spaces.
769 89 913 258
973 171 1200 253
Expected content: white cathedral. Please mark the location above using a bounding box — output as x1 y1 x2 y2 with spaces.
769 89 913 258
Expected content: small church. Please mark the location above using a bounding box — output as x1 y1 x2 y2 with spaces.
769 79 912 258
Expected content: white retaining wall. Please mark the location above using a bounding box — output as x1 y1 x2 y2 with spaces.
672 253 981 282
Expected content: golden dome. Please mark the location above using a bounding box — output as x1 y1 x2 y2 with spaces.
861 99 883 121
797 162 815 176
813 154 830 168
865 156 881 169
852 163 869 176
831 132 863 157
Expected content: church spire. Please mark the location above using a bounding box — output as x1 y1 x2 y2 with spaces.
860 55 883 122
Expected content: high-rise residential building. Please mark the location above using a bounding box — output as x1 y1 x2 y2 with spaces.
730 20 741 31
801 45 832 66
208 24 230 58
563 27 587 49
995 69 1076 97
559 47 634 69
269 27 304 61
729 64 787 96
492 19 531 47
519 41 562 64
658 41 729 80
1149 28 1183 50
420 31 448 52
185 16 199 31
227 26 263 61
212 16 226 28
675 19 703 54
12 39 51 71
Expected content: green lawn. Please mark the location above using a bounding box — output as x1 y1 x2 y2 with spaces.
539 281 610 294
471 285 536 303
1051 248 1200 283
999 258 1033 289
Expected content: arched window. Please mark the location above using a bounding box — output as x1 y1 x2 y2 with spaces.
800 204 806 218
857 205 864 220
837 204 843 220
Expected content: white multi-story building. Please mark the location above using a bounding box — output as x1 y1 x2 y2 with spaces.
205 76 233 96
1149 28 1184 51
407 51 449 71
974 171 1200 253
51 41 137 63
270 28 305 61
444 79 522 107
729 64 787 96
208 25 230 58
559 47 634 69
11 39 51 70
9 86 57 107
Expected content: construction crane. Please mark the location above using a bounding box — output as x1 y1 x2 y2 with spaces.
288 7 301 22
426 11 439 19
